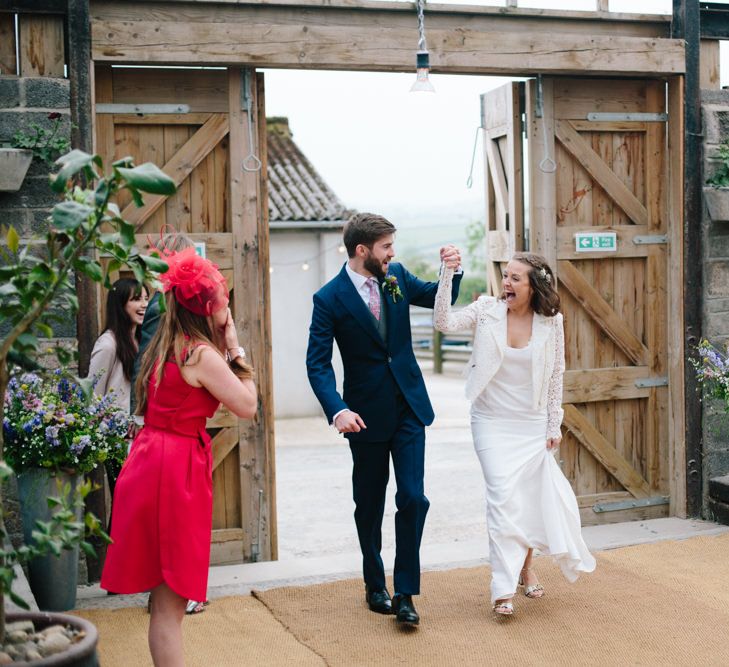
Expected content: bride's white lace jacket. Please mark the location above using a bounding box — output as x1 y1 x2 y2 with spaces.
434 266 565 439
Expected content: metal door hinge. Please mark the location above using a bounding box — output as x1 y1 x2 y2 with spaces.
593 496 669 513
586 112 668 122
635 377 668 388
633 235 668 245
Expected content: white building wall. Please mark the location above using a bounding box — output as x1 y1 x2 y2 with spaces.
270 229 345 418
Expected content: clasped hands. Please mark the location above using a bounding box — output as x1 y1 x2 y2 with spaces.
440 244 461 271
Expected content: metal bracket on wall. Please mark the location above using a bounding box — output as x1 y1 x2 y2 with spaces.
96 104 190 114
635 377 669 388
593 496 669 513
586 112 668 122
633 235 668 245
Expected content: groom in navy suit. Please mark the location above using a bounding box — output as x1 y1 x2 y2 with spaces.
306 213 462 626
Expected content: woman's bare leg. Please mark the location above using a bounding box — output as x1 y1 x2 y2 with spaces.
149 583 187 667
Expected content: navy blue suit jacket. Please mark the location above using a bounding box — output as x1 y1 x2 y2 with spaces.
306 262 462 443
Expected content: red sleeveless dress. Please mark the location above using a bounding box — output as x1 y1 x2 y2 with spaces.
101 353 219 601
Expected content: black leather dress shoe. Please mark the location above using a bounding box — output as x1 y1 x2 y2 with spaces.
365 586 393 614
392 594 420 626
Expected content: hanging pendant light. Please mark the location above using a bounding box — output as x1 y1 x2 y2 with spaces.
410 0 435 93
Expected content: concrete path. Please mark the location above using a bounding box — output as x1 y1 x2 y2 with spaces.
76 365 729 609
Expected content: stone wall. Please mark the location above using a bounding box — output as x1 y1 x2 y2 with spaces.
701 88 729 518
0 75 87 585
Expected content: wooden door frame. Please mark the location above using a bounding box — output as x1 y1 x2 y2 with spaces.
80 3 690 539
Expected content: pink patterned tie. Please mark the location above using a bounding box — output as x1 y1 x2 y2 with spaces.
366 278 381 321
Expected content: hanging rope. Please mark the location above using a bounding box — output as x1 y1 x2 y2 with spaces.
415 0 428 51
466 125 483 189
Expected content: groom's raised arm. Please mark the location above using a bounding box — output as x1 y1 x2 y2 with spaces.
306 292 348 423
403 266 462 309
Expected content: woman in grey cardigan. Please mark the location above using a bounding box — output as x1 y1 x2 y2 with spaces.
434 252 595 617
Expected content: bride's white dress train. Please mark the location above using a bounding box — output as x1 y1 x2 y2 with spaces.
470 344 596 604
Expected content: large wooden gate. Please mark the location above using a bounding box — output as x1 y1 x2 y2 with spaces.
484 78 671 524
94 66 276 563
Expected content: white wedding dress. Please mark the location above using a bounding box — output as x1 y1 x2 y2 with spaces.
471 343 596 604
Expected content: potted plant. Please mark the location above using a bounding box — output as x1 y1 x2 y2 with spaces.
0 149 175 660
0 113 70 192
704 139 729 222
3 370 130 611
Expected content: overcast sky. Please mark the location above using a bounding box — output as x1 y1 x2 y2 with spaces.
263 0 729 226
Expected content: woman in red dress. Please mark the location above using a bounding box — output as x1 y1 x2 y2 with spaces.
101 248 257 666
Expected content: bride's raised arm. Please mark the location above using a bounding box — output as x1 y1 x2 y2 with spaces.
433 265 479 334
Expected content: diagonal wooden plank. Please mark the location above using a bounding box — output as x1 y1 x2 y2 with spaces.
555 119 648 226
121 113 229 227
563 405 652 498
212 427 238 471
559 259 648 366
485 138 508 231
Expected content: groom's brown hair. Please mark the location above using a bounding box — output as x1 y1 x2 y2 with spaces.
343 213 397 258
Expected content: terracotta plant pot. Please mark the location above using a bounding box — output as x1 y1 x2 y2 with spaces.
0 148 33 191
5 612 98 666
704 186 729 223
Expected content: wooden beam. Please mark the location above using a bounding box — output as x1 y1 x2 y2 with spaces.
109 113 213 125
134 232 233 270
212 427 239 471
485 138 508 231
527 78 557 272
667 75 686 518
208 406 237 429
121 113 229 227
563 366 654 403
0 14 17 75
700 39 721 90
555 119 649 226
18 14 64 76
558 259 649 366
562 405 652 498
90 17 684 76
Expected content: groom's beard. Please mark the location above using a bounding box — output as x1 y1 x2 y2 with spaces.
363 253 387 282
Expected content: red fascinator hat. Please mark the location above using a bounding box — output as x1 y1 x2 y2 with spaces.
160 247 229 316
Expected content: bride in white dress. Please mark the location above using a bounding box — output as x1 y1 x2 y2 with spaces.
434 252 595 616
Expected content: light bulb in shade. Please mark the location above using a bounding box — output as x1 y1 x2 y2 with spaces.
337 245 346 254
269 266 274 274
302 262 310 271
410 51 435 93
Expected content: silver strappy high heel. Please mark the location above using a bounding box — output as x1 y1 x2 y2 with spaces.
518 567 545 598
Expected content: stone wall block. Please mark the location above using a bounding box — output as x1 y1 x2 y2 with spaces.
0 110 71 142
0 175 61 208
706 260 729 297
703 311 729 342
24 77 70 109
702 105 729 146
0 77 21 108
705 297 729 314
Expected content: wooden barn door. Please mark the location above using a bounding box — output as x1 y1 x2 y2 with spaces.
527 77 669 525
481 83 525 295
94 66 276 564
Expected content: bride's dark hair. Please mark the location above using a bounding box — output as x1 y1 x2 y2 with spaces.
504 252 561 317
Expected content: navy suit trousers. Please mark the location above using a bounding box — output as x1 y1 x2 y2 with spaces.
349 395 429 596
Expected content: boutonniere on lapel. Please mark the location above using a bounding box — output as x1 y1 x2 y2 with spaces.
382 275 403 303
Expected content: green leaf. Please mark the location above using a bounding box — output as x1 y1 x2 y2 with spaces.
117 163 176 196
52 201 93 231
140 254 169 274
74 257 103 282
35 322 53 338
29 263 55 284
119 220 136 248
51 150 96 192
9 590 31 611
6 225 19 253
16 332 37 349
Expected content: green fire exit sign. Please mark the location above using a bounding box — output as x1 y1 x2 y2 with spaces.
574 232 617 253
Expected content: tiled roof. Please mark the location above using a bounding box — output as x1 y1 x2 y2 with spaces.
267 117 351 223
